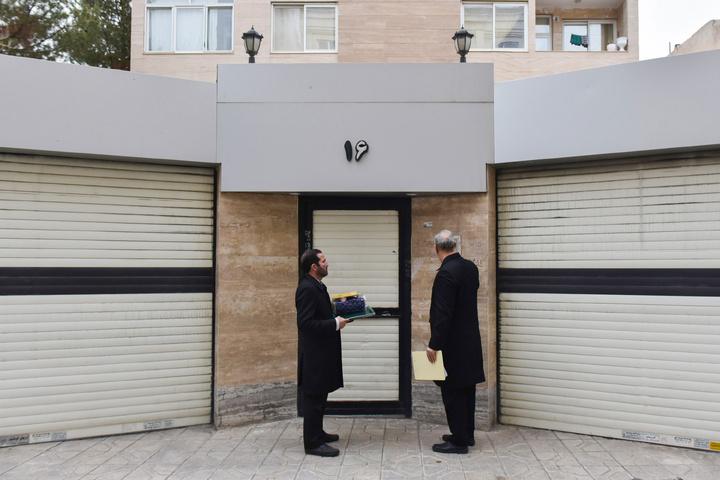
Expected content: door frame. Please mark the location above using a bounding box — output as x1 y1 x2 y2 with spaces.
298 196 412 417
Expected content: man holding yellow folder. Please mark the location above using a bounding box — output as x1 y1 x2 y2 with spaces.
426 230 485 454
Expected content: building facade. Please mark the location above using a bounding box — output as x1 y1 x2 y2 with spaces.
131 0 639 82
3 35 720 454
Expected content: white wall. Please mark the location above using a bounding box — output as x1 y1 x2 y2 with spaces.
0 55 217 164
495 49 720 164
217 63 495 193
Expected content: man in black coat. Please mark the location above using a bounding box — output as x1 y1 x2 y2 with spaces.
426 230 485 454
296 249 351 457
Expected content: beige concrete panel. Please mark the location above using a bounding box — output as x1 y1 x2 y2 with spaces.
337 0 459 63
410 194 493 389
670 20 720 56
489 50 636 82
217 195 297 258
216 256 297 295
216 193 299 387
216 295 297 385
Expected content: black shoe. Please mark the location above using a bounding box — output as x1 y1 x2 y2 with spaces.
322 433 340 443
305 443 340 457
432 441 468 454
442 434 475 447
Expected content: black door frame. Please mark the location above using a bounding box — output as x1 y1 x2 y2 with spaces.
298 195 412 417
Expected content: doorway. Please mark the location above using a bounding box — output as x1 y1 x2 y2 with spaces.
299 196 411 416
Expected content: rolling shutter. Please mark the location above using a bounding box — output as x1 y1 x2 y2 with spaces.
498 156 720 451
0 154 214 446
312 210 400 401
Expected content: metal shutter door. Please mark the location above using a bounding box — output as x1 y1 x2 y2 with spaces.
0 154 214 446
313 210 399 401
497 156 720 451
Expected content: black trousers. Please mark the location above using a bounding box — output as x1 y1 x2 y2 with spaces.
302 391 329 450
440 384 476 447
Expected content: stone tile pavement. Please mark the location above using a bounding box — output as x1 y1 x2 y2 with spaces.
1 418 718 480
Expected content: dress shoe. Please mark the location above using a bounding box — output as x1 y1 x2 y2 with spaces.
432 441 468 454
442 434 475 447
305 443 340 457
322 433 340 443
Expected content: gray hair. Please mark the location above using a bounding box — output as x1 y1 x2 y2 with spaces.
434 230 456 252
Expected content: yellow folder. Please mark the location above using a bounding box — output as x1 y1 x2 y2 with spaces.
412 351 446 381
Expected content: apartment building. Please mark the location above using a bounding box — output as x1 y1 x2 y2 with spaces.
131 0 639 82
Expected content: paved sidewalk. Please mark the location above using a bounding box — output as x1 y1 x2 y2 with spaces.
1 418 718 480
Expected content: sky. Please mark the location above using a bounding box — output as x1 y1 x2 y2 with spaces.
639 0 720 60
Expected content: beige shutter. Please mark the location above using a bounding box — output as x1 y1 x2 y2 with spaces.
0 154 214 445
312 210 400 401
497 156 720 450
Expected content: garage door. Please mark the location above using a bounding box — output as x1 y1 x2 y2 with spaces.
497 155 720 451
0 154 214 446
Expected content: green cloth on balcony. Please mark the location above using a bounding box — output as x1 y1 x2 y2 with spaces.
570 34 583 46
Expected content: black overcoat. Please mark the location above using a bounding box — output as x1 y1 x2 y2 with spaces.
428 253 485 387
295 275 344 395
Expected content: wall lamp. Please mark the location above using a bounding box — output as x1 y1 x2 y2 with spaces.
453 26 474 63
242 26 263 63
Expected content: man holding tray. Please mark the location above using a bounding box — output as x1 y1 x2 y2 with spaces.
296 249 352 457
426 230 485 454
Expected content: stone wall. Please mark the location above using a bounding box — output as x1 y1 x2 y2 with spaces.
215 193 299 426
214 190 497 430
410 187 496 431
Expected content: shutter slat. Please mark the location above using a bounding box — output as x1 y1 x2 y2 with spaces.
0 155 214 443
498 157 720 450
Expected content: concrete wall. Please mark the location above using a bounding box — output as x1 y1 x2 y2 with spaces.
495 48 720 164
216 63 494 194
131 0 639 83
0 55 216 164
670 19 720 57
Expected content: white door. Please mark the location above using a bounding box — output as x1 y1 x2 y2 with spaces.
312 210 400 402
497 156 720 451
0 154 214 446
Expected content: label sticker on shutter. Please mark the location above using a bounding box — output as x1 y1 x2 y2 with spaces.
622 431 660 442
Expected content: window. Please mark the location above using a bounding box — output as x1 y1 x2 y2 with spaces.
535 15 552 51
272 4 337 53
462 2 528 51
146 0 233 53
563 20 616 51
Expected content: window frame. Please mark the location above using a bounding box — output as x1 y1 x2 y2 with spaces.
562 19 617 52
271 3 339 54
535 14 552 51
145 1 234 54
461 1 529 52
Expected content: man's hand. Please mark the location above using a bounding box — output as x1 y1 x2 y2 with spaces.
426 347 437 364
337 316 352 329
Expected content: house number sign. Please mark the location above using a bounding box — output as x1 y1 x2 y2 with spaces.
344 140 369 162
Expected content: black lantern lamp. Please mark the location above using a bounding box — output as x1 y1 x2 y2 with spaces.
453 26 474 63
242 26 263 63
